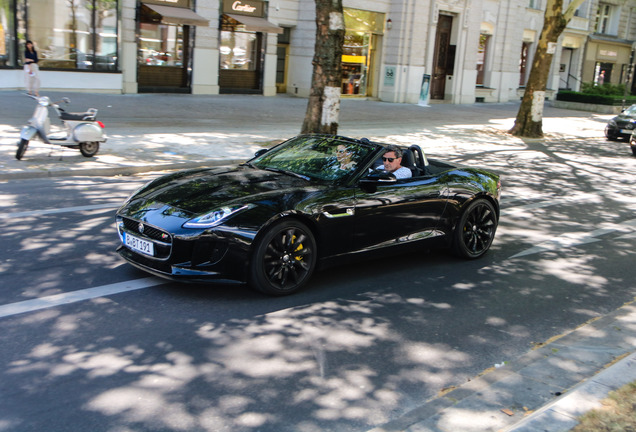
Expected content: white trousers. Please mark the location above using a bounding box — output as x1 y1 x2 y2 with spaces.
24 63 40 95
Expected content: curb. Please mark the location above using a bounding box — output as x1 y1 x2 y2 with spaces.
504 352 636 432
0 159 245 180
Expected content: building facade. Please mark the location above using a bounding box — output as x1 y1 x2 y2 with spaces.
1 0 635 102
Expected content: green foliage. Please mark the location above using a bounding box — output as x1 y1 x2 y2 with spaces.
557 89 636 106
580 82 626 96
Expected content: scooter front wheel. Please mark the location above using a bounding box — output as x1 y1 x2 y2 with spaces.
16 139 29 160
79 141 99 157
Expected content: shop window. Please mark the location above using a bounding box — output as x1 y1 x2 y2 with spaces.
594 62 613 85
220 15 258 71
0 0 15 67
16 0 118 71
476 34 490 86
342 8 384 97
139 24 184 67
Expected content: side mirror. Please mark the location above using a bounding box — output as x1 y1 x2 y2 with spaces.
62 97 71 104
254 148 268 157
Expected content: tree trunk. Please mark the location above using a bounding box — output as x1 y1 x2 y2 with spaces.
301 0 345 135
510 0 584 138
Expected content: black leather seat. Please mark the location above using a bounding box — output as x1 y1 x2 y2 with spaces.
400 148 419 176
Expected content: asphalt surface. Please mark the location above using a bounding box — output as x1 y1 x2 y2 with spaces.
0 90 635 432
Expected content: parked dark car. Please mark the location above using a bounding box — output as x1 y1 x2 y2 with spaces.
605 104 636 140
116 135 501 295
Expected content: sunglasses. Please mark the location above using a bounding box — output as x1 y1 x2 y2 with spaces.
382 157 396 162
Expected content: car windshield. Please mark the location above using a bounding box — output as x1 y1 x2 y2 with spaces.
624 105 636 115
250 135 376 181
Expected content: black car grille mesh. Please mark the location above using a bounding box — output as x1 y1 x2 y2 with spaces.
122 217 172 244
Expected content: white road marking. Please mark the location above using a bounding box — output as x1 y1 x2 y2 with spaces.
510 218 636 258
0 277 165 319
0 203 120 219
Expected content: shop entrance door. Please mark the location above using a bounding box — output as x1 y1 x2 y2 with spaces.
431 14 453 100
137 23 190 92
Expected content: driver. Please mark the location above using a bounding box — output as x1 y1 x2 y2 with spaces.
381 145 412 179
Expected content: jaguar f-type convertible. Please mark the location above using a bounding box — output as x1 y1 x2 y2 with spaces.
116 135 501 295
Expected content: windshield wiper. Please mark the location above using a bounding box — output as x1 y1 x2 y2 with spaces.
263 167 311 181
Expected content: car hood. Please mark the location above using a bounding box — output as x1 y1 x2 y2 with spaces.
613 113 636 123
120 166 314 219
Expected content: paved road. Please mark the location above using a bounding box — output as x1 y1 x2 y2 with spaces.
0 115 634 431
1 91 634 431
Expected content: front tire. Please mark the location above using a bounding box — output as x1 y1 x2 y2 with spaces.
452 199 498 259
79 141 99 157
16 139 28 160
249 219 317 296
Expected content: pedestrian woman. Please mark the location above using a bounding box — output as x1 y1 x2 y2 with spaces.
24 40 40 97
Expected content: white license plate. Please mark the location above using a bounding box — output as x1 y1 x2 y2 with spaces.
620 129 633 134
124 232 154 256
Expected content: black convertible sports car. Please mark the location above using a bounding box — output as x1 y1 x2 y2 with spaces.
116 135 501 295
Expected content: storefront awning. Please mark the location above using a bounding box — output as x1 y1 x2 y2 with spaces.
143 3 210 27
225 14 283 34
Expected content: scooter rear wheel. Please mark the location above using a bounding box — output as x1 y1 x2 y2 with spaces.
16 139 28 160
79 141 99 157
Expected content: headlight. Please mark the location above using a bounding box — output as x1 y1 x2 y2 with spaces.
38 96 50 107
183 205 250 228
608 119 617 126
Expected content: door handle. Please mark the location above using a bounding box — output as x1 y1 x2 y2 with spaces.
323 208 355 218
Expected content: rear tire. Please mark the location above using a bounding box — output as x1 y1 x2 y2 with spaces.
16 139 28 160
79 141 99 157
249 219 317 296
452 199 498 259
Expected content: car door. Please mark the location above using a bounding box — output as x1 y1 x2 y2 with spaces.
299 185 358 258
352 175 449 252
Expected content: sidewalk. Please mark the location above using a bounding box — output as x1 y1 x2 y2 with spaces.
370 302 636 432
0 90 612 180
1 91 633 431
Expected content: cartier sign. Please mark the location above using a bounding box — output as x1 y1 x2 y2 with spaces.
223 0 264 17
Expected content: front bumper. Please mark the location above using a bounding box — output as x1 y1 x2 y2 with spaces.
606 123 636 139
116 217 253 285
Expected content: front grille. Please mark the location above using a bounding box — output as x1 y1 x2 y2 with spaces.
121 217 172 259
122 217 172 244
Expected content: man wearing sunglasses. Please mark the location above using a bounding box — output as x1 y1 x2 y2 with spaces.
381 145 412 179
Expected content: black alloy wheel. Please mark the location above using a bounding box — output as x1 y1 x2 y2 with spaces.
79 141 99 157
250 220 317 295
452 199 498 259
16 139 28 160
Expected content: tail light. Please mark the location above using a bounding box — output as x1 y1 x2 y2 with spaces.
97 121 105 128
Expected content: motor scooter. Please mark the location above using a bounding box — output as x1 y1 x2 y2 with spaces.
16 96 107 160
